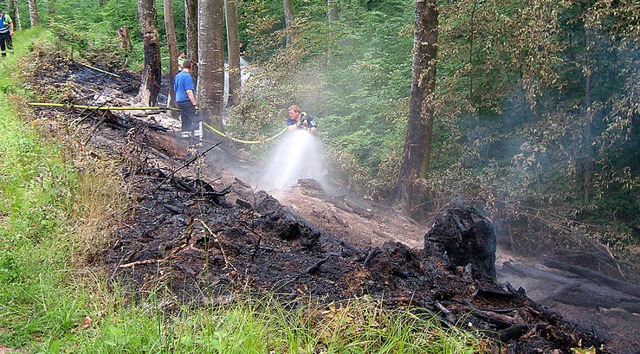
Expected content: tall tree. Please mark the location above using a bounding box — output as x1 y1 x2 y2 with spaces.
197 0 225 131
581 0 597 206
7 0 21 30
184 0 198 78
283 0 294 47
136 0 162 106
394 0 439 215
164 0 179 108
27 0 38 26
225 0 241 107
328 0 338 22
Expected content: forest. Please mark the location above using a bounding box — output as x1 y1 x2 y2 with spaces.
5 0 639 259
4 0 638 273
1 0 639 352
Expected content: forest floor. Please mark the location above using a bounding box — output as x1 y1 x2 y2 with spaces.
26 49 640 353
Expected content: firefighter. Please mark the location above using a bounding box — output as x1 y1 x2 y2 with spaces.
285 105 317 134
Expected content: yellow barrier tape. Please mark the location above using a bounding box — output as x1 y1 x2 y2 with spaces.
203 121 288 145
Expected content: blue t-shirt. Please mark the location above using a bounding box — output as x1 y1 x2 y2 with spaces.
285 112 317 129
174 71 195 102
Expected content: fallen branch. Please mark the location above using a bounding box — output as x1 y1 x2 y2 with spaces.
74 60 120 77
119 258 165 268
306 253 340 274
83 109 109 147
119 243 190 268
152 141 222 193
200 219 236 272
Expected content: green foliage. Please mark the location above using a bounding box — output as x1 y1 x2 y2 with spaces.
228 0 414 197
51 0 139 37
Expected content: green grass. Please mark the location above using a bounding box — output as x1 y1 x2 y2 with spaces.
0 29 487 353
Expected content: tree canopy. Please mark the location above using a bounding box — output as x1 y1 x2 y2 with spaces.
25 0 640 260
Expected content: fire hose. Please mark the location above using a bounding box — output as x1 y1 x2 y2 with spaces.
28 102 288 145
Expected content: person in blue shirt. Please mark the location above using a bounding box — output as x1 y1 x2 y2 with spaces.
285 105 317 134
173 60 202 139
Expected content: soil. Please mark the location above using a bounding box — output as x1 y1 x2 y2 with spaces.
25 49 640 354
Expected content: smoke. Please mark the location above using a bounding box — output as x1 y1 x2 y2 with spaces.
258 129 328 194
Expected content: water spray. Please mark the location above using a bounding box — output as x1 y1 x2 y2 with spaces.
260 129 327 192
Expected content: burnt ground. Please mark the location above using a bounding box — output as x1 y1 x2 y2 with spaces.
25 49 640 353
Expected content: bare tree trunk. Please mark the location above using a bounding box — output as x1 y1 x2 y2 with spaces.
197 0 225 131
467 0 478 143
27 0 38 27
328 0 338 22
184 0 198 79
136 0 162 106
116 26 133 52
164 0 179 109
225 0 241 107
283 0 294 47
582 5 594 206
393 0 439 215
8 0 22 30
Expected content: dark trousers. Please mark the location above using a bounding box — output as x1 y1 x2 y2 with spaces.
177 100 200 131
0 32 11 56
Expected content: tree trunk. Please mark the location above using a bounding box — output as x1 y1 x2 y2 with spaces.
164 0 179 109
116 26 133 52
328 0 338 22
136 0 162 106
393 0 439 215
197 0 225 131
27 0 38 26
582 7 594 206
7 0 21 30
225 0 241 107
283 0 294 47
184 0 198 79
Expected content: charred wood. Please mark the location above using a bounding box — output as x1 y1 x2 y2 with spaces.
163 204 183 214
306 253 341 274
499 324 535 342
363 247 380 268
236 198 253 210
424 205 496 281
